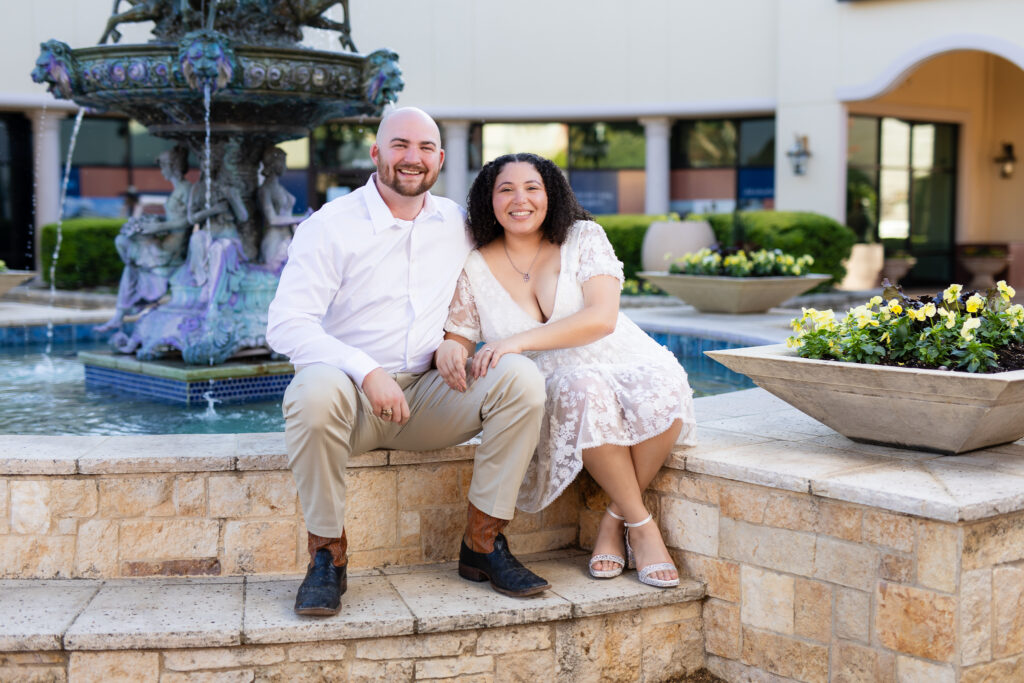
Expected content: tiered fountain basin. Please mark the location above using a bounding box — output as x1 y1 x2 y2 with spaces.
55 43 392 134
4 389 1024 681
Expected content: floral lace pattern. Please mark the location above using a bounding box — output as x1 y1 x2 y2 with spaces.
444 220 696 513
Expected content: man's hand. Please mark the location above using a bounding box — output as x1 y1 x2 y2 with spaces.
361 368 410 424
435 339 468 392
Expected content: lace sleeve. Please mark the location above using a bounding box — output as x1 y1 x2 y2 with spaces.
444 269 483 343
576 221 625 284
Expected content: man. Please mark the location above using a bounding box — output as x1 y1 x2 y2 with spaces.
266 107 550 616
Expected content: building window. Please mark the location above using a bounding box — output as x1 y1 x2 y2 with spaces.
567 122 646 214
846 114 958 284
310 121 376 205
59 115 178 218
669 117 775 216
0 113 33 269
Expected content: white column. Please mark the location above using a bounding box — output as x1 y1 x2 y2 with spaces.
440 119 471 205
639 117 671 215
28 108 65 271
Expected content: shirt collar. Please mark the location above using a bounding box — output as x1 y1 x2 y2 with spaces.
364 173 444 234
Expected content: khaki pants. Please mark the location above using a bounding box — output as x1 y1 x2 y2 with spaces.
283 354 546 538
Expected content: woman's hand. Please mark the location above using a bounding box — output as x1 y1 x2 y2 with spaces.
435 338 469 392
471 337 523 379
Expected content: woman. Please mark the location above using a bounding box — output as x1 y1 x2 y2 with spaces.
436 153 696 587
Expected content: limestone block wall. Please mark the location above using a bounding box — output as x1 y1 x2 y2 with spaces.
646 467 1024 683
0 441 580 579
0 605 704 683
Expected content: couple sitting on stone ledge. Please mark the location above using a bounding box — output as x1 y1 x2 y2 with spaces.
266 107 697 616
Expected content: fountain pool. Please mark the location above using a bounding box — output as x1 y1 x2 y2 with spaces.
1 335 754 435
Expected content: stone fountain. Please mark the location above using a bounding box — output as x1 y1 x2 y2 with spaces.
31 0 402 367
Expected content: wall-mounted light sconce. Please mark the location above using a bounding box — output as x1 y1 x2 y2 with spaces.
786 135 811 175
995 143 1016 179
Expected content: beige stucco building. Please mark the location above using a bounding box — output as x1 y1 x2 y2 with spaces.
3 0 1024 286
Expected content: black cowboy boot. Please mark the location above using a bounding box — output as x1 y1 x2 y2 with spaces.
458 503 550 597
294 531 348 616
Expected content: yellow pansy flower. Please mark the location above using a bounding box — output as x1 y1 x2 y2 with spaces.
943 284 962 303
869 296 883 307
998 280 1016 302
961 317 981 341
966 295 985 314
922 303 937 318
936 308 956 329
887 299 902 315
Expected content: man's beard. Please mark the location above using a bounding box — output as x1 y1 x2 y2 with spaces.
377 162 439 197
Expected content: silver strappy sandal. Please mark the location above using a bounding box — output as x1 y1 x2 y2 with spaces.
624 513 680 588
588 508 626 579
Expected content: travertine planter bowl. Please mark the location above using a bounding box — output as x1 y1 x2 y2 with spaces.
0 271 36 298
706 343 1024 454
638 272 830 314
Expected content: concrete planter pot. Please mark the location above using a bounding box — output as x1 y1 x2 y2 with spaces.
880 256 917 285
961 255 1011 290
640 220 715 272
638 272 831 314
837 243 884 291
706 343 1024 454
0 271 36 298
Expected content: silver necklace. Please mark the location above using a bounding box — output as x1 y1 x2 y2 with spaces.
503 240 543 282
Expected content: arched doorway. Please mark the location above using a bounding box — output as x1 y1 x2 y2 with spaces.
840 41 1024 289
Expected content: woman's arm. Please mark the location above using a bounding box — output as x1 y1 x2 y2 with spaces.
471 274 619 377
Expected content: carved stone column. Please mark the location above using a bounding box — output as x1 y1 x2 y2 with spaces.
640 116 671 215
28 108 66 272
440 120 471 205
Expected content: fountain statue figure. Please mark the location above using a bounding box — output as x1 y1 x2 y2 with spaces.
32 0 402 364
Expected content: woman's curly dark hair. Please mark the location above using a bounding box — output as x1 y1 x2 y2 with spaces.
466 153 592 247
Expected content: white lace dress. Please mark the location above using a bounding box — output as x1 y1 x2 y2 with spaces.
445 220 697 513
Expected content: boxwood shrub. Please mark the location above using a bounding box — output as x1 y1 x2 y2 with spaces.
592 214 677 280
39 218 126 289
693 210 856 287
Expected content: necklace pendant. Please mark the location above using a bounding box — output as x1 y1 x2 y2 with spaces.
523 274 530 282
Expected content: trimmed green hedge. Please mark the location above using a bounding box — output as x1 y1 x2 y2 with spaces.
40 218 126 289
592 214 677 280
694 210 857 286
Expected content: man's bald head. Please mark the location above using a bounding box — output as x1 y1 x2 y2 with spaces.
371 106 445 201
376 107 441 144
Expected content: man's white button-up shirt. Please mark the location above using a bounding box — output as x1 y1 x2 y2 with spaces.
266 175 473 387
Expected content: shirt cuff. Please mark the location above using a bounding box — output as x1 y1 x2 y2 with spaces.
344 351 382 390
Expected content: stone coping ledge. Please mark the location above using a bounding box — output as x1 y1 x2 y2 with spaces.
5 390 1024 523
0 552 703 652
0 434 481 476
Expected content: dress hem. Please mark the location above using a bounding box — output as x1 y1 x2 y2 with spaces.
516 409 696 514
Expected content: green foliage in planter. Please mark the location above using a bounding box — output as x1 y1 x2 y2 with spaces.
694 210 857 287
39 218 126 289
790 282 1024 373
592 213 677 280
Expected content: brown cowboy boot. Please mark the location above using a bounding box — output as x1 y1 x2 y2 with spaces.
307 529 348 567
295 529 348 616
458 502 550 597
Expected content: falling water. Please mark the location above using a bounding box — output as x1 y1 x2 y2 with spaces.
203 83 212 231
44 107 86 354
199 379 221 420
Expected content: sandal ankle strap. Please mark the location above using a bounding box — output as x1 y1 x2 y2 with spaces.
606 508 626 521
624 513 654 528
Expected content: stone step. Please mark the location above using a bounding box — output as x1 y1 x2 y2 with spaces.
0 552 705 682
0 436 592 580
